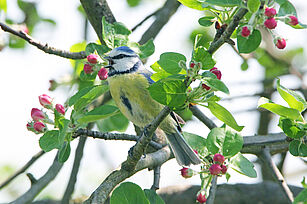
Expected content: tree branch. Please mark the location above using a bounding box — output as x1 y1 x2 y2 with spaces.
189 105 217 130
61 137 87 204
73 128 163 150
259 147 294 203
206 176 217 204
139 0 181 44
0 22 86 59
0 150 45 190
10 153 63 204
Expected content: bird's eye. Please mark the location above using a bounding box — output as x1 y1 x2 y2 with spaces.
108 59 114 65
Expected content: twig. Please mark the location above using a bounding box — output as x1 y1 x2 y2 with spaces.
208 8 248 55
0 22 86 59
260 147 294 203
206 176 217 204
132 9 160 32
10 153 63 204
61 137 87 204
139 0 181 44
74 128 163 150
0 150 45 190
189 105 217 130
83 146 173 204
151 165 161 191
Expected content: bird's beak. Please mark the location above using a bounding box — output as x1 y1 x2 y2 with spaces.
103 56 114 68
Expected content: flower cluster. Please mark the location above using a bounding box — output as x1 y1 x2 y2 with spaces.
209 153 227 175
202 67 222 91
27 94 65 134
83 54 108 80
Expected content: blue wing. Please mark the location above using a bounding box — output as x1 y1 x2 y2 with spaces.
138 69 155 85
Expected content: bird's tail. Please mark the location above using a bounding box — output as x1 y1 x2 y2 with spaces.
165 129 201 166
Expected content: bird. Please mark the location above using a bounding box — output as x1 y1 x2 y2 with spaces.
104 46 201 166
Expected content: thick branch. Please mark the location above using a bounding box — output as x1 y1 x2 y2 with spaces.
189 105 217 130
0 150 45 190
80 0 116 44
206 176 217 204
259 147 294 203
10 153 63 204
0 22 86 59
139 0 181 44
74 128 163 150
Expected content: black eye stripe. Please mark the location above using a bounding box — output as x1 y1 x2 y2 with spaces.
111 54 137 60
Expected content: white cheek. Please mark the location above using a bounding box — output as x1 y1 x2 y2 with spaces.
113 58 138 72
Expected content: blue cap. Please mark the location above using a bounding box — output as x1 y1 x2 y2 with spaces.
114 46 135 54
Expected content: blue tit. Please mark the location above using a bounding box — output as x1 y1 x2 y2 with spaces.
105 46 201 166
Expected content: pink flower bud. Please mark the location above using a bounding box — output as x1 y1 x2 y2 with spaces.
180 167 194 178
275 38 286 49
264 7 277 18
196 191 207 203
202 84 210 90
213 153 225 164
221 165 227 174
193 149 198 154
87 54 99 64
98 68 108 80
287 15 298 26
39 94 52 108
83 64 93 74
26 122 33 131
48 80 58 91
31 108 45 121
190 62 195 68
210 67 222 80
55 104 65 115
33 121 46 132
264 18 277 29
241 26 251 37
209 164 222 175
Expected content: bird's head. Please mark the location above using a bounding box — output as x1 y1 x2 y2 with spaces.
104 46 141 77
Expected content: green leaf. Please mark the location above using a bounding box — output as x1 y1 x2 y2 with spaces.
258 97 304 121
230 153 257 178
293 188 307 204
68 86 95 107
85 43 111 58
182 132 208 155
58 142 71 163
205 78 229 94
198 16 215 27
276 79 307 112
207 102 244 131
237 29 261 53
148 77 187 108
206 128 243 157
102 17 115 49
241 60 249 71
114 22 132 35
144 189 165 204
70 42 87 74
96 112 129 132
138 39 155 59
276 0 287 5
157 52 186 74
278 1 297 17
0 0 7 12
110 182 150 204
278 118 305 139
205 0 242 7
289 140 307 157
192 47 216 70
126 0 141 7
290 22 307 29
74 85 109 111
58 119 70 144
301 177 307 188
247 0 260 13
39 130 61 152
177 0 209 11
78 105 120 124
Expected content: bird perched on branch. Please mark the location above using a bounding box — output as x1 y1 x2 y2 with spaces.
104 46 201 166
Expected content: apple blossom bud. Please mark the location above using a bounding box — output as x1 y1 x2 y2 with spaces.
48 79 58 91
221 165 227 174
264 18 277 29
202 84 210 91
190 62 195 68
31 108 45 121
193 149 198 154
98 68 108 80
26 122 33 131
275 38 286 49
287 15 298 26
33 121 46 133
209 164 222 175
241 26 251 37
196 191 207 203
39 94 52 108
83 64 93 74
55 104 65 115
87 54 99 64
180 167 195 178
264 8 277 18
210 67 221 80
213 153 225 164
